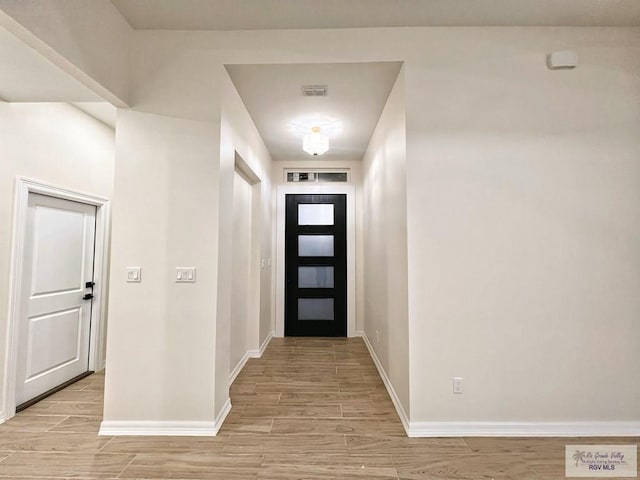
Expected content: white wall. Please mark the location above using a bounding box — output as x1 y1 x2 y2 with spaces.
0 102 114 421
102 65 273 430
361 68 409 416
216 71 273 414
103 110 220 424
83 24 640 430
405 28 640 427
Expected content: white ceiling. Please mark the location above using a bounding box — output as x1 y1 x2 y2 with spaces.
0 26 103 102
112 0 640 30
226 62 402 162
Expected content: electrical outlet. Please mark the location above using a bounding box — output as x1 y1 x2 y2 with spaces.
452 377 463 394
376 331 380 342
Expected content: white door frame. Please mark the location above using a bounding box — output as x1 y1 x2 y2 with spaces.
275 184 356 338
2 177 110 422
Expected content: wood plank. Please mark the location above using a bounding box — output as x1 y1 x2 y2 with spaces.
271 418 383 435
394 453 541 479
48 415 103 433
17 400 104 416
100 435 229 454
119 452 262 479
258 464 398 480
346 435 472 455
0 452 134 478
0 431 111 453
254 382 340 393
223 434 347 454
241 404 342 418
278 391 373 405
0 414 67 432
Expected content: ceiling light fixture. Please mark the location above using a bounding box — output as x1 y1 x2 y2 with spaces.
302 126 329 156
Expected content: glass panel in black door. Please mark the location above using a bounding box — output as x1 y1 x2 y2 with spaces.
285 194 347 336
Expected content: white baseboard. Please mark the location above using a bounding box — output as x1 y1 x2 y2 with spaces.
357 331 410 435
229 351 252 384
408 421 640 437
99 421 216 436
98 398 232 437
213 397 232 433
228 331 273 384
258 331 273 356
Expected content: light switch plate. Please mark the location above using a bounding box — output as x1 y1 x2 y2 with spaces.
176 267 196 283
126 267 141 283
452 377 463 394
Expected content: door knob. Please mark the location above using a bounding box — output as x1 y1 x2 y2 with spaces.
82 294 94 300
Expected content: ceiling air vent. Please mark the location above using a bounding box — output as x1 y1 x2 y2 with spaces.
301 85 328 97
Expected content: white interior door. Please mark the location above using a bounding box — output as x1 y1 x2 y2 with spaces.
15 193 97 406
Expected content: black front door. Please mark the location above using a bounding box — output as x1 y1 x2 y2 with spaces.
285 194 347 337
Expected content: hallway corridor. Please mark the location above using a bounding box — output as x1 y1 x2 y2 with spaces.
223 337 404 438
0 337 637 479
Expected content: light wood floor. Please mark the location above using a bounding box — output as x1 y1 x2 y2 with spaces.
0 337 637 479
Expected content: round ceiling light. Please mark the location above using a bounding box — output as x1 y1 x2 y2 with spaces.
302 126 329 156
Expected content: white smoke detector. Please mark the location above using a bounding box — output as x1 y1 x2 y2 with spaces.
547 50 578 70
